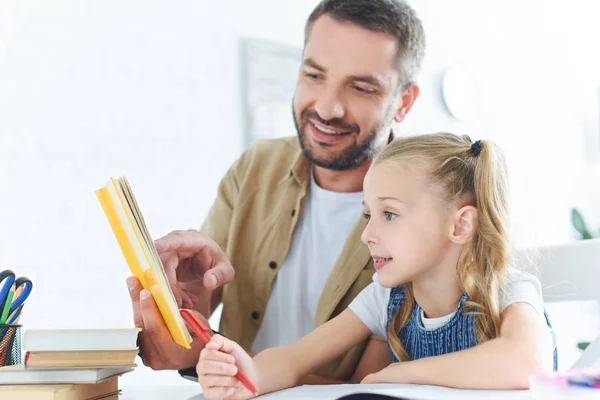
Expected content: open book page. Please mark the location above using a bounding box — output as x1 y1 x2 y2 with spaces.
119 177 162 271
250 384 529 400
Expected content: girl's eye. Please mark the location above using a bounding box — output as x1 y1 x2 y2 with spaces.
362 213 371 221
384 211 398 221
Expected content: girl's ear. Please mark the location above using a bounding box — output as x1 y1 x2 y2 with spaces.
450 205 478 244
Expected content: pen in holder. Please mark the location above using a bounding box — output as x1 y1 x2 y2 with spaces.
0 324 22 367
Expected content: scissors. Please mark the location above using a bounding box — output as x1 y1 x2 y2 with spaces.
0 269 33 324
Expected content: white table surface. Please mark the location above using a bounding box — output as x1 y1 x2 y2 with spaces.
118 369 531 400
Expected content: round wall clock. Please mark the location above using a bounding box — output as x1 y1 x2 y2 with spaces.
441 67 476 121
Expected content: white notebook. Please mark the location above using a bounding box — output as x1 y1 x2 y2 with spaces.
0 364 134 384
254 384 529 400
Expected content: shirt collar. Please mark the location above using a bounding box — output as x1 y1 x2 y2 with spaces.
279 144 310 189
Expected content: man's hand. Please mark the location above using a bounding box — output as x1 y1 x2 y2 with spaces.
127 278 207 370
125 229 236 371
155 229 235 309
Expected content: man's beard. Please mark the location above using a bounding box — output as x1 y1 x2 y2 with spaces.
293 104 392 171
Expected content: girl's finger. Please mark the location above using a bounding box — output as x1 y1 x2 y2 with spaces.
200 348 236 364
200 375 241 388
197 360 238 376
206 334 225 350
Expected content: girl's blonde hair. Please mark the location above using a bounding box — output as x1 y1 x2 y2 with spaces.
375 133 510 362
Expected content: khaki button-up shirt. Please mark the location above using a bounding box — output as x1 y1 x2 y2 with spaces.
201 136 376 381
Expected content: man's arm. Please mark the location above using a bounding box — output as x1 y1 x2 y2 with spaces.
351 337 392 382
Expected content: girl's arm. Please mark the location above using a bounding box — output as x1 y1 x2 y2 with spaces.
299 337 392 385
363 302 554 389
254 308 372 392
197 309 371 399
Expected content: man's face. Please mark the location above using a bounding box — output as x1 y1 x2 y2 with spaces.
293 15 403 171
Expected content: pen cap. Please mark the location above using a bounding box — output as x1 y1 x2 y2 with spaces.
530 369 600 400
0 324 22 367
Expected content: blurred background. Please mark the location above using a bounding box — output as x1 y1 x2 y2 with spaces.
1 0 599 381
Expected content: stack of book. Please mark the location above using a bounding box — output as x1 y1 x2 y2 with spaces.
0 327 140 399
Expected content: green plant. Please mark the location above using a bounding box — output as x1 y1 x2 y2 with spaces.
571 208 599 240
578 341 590 351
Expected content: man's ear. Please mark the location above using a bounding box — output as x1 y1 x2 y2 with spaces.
450 205 478 244
393 83 420 123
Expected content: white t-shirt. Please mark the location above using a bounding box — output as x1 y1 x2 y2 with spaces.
252 170 363 353
349 268 551 339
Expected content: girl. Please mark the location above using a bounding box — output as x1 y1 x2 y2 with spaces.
196 133 556 399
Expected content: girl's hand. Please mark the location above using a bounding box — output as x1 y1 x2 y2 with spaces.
196 335 259 400
361 371 384 384
361 363 410 384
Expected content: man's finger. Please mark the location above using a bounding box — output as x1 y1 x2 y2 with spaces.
155 229 215 259
126 277 144 329
160 252 183 307
156 230 235 289
202 252 235 290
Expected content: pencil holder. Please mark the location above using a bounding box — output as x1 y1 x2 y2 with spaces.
0 324 22 367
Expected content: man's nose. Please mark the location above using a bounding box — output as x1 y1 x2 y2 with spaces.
314 88 345 121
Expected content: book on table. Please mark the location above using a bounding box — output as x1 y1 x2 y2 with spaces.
24 349 138 369
23 328 140 351
21 328 139 369
0 364 133 385
0 376 120 400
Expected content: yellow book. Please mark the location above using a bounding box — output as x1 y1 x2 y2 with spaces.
96 176 192 348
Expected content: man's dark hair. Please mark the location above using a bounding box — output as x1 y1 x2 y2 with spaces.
305 0 426 87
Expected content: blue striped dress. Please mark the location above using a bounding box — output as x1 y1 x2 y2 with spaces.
386 285 558 370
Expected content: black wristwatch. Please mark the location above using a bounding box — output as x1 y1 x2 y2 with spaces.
178 366 199 381
177 330 223 381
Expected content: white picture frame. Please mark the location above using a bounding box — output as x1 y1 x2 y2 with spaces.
239 38 303 147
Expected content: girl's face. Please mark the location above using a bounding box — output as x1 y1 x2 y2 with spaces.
361 162 456 288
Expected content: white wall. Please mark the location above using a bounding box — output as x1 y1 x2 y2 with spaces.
0 0 320 331
406 0 600 247
1 0 599 377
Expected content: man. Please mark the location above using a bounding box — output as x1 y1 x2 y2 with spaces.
127 0 425 382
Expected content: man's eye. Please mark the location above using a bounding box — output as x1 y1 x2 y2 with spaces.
354 86 375 94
